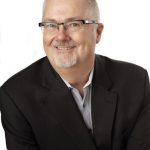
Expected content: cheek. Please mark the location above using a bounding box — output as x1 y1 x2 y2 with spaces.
81 35 96 60
43 34 50 46
76 37 96 61
43 30 56 45
43 34 54 54
79 33 96 51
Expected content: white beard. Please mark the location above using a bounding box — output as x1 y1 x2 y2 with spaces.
53 51 77 68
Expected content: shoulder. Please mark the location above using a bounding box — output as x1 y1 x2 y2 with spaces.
96 54 146 72
1 57 49 92
95 54 148 84
96 54 147 75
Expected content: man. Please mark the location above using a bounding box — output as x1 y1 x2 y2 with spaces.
0 0 150 149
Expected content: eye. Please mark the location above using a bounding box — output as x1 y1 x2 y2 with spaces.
45 23 58 30
68 21 82 28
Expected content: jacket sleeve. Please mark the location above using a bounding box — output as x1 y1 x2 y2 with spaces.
0 88 40 150
126 70 150 150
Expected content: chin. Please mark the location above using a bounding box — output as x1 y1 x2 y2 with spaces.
54 59 77 68
53 53 78 68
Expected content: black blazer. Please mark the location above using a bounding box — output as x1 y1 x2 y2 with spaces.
0 55 150 150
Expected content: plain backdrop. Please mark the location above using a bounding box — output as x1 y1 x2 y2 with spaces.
0 0 150 149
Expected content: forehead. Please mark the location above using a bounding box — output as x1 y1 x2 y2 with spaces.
43 0 91 21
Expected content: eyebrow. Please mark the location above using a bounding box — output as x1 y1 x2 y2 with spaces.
43 17 84 22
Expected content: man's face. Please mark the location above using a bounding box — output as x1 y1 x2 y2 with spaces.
42 0 103 69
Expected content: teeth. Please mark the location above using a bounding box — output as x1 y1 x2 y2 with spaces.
55 46 74 50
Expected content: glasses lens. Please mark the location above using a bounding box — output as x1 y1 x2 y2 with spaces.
40 20 85 33
66 21 83 32
43 22 58 32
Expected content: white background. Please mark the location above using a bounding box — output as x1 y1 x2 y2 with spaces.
0 0 150 149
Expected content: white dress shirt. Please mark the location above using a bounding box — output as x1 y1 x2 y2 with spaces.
61 69 94 130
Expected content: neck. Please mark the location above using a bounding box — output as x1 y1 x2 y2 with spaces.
53 62 94 89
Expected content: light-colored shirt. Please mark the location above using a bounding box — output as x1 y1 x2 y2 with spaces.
61 69 94 130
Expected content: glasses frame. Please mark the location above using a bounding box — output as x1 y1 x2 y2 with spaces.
38 19 99 33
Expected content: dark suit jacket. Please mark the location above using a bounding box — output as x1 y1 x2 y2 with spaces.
0 55 150 150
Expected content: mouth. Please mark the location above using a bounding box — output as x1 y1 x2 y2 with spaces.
53 46 76 51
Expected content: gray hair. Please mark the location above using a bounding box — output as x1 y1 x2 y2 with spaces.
87 0 100 21
42 0 100 21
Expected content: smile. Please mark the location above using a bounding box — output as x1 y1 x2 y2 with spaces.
54 46 76 51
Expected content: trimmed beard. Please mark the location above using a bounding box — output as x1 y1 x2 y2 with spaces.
53 52 77 68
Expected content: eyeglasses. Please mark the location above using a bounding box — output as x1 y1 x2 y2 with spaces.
38 19 98 34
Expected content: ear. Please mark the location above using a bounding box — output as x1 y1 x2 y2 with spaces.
96 23 104 43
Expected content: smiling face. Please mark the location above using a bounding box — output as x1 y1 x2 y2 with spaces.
42 0 103 70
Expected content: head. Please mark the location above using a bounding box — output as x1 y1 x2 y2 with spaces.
41 0 103 71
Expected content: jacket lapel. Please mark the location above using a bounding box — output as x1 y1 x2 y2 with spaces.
91 55 117 149
41 58 97 150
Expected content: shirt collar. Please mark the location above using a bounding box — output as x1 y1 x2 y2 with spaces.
61 68 94 89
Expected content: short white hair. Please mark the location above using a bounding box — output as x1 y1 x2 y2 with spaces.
87 0 100 21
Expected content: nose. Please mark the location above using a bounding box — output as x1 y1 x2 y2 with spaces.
55 25 70 41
